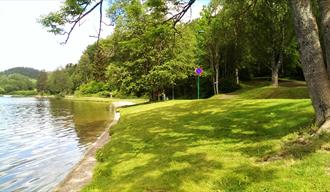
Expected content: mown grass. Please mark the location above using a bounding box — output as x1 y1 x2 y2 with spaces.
82 81 330 192
64 96 148 104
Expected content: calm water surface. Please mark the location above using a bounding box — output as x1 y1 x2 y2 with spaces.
0 97 112 191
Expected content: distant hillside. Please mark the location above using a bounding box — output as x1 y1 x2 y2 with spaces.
1 67 40 79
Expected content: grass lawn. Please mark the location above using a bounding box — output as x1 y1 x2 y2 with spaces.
64 96 148 104
82 81 330 192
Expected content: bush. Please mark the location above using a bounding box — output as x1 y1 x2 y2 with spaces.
0 87 5 94
9 90 37 96
98 91 112 98
78 81 105 95
219 78 241 93
55 93 65 99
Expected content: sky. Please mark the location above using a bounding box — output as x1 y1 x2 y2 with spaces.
0 0 210 72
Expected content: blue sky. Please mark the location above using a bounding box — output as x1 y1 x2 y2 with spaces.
0 0 210 72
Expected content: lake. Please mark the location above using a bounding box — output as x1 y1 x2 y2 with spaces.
0 97 113 191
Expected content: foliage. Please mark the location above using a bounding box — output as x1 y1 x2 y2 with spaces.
36 70 48 94
41 0 305 99
98 91 112 98
78 81 107 95
47 68 73 94
0 87 5 94
0 73 35 93
9 90 38 96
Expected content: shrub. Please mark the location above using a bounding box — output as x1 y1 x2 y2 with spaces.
78 81 105 95
98 91 112 98
0 87 5 94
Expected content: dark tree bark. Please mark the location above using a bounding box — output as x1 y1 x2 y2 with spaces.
319 0 330 75
271 66 279 87
271 52 282 88
291 0 330 130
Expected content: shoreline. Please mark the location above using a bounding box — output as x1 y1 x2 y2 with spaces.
54 101 135 192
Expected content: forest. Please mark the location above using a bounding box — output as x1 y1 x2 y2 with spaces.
38 0 304 100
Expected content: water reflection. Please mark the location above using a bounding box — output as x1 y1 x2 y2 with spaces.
0 97 112 191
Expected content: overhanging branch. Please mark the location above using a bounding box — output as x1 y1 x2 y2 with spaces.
166 0 196 26
61 0 103 45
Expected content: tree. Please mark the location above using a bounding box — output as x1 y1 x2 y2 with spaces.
102 0 195 99
319 0 330 76
198 3 222 95
47 68 73 94
247 0 294 87
290 0 330 131
36 70 48 94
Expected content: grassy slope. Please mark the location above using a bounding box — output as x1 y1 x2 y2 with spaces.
83 81 330 192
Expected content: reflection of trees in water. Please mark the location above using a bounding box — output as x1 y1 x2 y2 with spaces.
35 98 50 119
48 98 113 145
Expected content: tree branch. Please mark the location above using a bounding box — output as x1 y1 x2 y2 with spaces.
97 0 103 45
61 0 103 45
165 0 196 26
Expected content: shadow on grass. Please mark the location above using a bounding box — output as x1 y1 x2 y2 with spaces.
85 99 315 191
261 133 330 161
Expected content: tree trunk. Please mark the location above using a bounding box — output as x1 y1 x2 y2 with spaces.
291 0 330 130
271 67 279 88
235 68 239 85
271 52 282 88
214 43 220 95
212 76 216 95
319 0 330 75
209 48 217 95
215 64 219 95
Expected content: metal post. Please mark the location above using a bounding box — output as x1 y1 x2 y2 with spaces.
197 75 200 99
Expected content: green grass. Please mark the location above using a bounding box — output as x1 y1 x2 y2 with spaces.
82 81 330 192
64 96 148 104
211 79 309 100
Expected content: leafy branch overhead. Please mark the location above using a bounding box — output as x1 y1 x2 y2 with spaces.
40 0 104 44
40 0 196 44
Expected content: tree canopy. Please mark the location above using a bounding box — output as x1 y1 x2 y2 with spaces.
40 0 330 130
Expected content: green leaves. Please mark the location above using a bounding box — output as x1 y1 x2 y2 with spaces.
39 11 66 35
0 74 35 94
36 70 48 93
47 68 73 94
